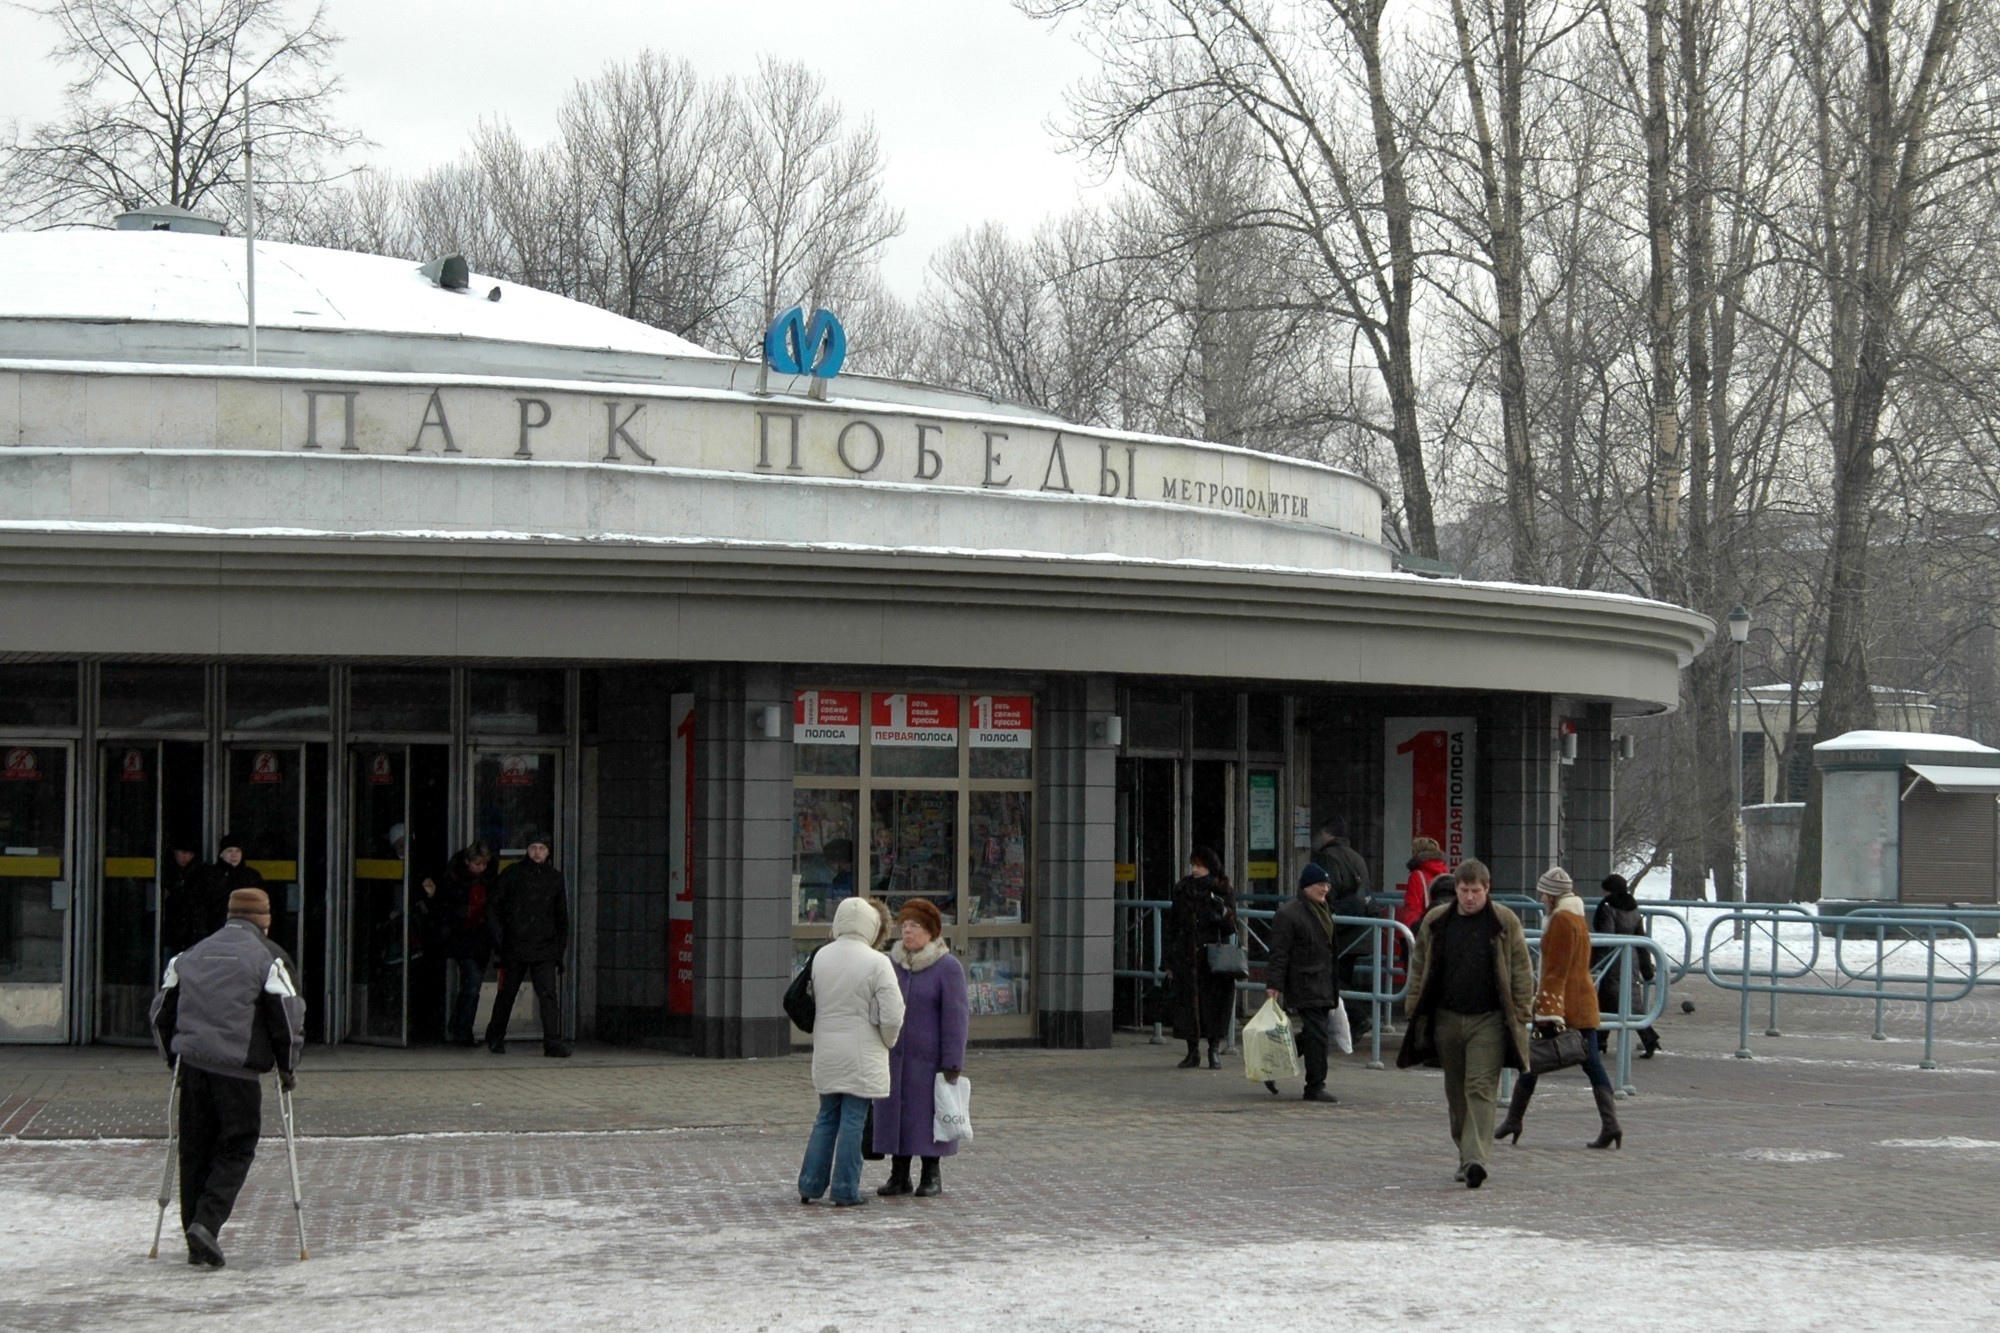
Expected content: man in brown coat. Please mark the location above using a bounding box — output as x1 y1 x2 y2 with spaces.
1401 858 1533 1189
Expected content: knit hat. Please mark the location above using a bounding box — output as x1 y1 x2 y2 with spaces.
897 897 944 941
1601 873 1629 895
1535 866 1575 898
217 832 244 854
1298 861 1330 890
227 888 271 920
522 829 551 850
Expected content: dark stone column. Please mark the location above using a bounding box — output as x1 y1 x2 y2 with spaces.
1035 674 1116 1048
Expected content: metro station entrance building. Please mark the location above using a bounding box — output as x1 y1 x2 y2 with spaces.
0 229 1710 1054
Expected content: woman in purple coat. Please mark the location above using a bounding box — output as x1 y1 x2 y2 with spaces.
872 897 970 1198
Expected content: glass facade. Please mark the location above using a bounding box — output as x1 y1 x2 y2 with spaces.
791 688 1036 1033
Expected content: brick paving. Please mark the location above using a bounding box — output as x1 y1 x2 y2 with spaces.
2 981 1997 1329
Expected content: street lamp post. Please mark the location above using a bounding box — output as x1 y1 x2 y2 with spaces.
1728 606 1751 903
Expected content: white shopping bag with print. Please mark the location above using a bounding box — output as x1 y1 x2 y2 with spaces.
1242 997 1302 1082
933 1073 974 1145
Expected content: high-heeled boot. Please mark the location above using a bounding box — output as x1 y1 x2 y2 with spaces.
1588 1085 1624 1150
1177 1040 1201 1068
914 1157 943 1197
1638 1028 1661 1059
1495 1078 1534 1144
876 1155 913 1196
1206 1040 1222 1070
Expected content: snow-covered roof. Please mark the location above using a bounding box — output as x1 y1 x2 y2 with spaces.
1814 730 1997 756
0 229 717 359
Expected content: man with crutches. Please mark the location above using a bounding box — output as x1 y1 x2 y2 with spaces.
149 887 305 1268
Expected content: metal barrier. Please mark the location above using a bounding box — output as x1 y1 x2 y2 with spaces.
1700 909 1979 1068
1112 895 1171 1042
1585 934 1674 1094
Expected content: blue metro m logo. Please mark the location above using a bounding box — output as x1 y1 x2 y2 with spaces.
762 306 847 379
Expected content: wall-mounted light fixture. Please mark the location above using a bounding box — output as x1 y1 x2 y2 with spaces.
1560 719 1579 764
1618 734 1637 761
1090 715 1123 747
751 703 783 739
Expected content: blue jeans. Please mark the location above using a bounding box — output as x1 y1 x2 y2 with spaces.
447 955 486 1043
798 1093 871 1204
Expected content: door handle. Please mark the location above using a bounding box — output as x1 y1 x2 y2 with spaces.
50 881 71 911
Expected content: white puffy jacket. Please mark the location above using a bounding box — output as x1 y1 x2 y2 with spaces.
810 898 905 1097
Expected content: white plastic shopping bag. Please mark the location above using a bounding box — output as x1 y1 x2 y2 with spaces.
933 1073 974 1144
1329 1002 1354 1056
1242 997 1301 1082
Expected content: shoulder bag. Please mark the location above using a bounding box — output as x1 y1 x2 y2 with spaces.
1205 940 1250 978
783 946 822 1032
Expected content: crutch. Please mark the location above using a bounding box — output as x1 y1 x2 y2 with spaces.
277 1079 309 1260
147 1057 182 1259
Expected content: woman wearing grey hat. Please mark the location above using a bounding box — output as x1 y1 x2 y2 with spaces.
1495 867 1623 1149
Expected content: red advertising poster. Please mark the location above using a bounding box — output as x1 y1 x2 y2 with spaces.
1383 717 1476 894
970 695 1034 748
498 754 536 787
793 689 862 745
369 753 395 786
250 750 282 784
2 748 39 781
668 694 696 1016
121 748 148 783
870 692 960 747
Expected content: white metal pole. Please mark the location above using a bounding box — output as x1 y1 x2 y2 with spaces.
243 85 257 367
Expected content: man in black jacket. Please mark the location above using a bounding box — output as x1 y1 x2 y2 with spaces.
484 831 571 1057
150 887 304 1268
1265 862 1340 1104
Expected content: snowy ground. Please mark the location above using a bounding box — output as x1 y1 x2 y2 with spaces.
3 1154 1998 1332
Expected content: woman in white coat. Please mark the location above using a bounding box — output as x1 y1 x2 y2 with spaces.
798 896 906 1206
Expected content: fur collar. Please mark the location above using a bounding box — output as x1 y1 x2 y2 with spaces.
1551 893 1586 918
891 938 950 972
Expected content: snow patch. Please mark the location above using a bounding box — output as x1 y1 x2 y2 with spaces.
1730 1148 1844 1163
1879 1136 2000 1150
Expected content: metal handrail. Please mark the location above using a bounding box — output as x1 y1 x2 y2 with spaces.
1701 909 1978 1068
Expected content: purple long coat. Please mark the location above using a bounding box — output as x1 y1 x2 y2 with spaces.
871 948 970 1158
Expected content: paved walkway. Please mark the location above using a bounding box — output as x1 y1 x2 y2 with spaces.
3 983 1998 1329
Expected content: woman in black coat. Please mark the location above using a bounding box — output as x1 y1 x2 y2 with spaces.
1592 874 1660 1057
1163 846 1240 1069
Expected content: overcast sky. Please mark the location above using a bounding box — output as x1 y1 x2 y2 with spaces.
0 0 1109 292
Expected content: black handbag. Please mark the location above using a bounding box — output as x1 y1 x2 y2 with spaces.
1205 940 1250 978
1527 1026 1588 1075
784 946 822 1032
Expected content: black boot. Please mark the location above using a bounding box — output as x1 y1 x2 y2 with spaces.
914 1157 942 1197
1495 1078 1533 1144
1588 1086 1624 1149
1638 1028 1661 1059
1177 1040 1201 1069
877 1155 913 1196
1206 1041 1222 1070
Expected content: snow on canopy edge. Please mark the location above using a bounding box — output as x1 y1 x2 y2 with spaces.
1814 729 1997 755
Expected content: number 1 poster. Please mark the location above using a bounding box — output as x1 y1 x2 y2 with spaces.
1382 718 1476 895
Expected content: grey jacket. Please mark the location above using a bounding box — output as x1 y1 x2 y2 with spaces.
151 919 305 1081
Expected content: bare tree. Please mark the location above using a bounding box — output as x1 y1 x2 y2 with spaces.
730 56 904 355
0 0 362 230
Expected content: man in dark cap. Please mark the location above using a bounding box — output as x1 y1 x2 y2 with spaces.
201 833 266 941
159 836 208 957
1265 862 1341 1103
484 831 571 1057
150 887 304 1267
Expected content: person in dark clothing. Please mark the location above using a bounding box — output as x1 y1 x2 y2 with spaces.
1592 874 1660 1057
1265 861 1341 1103
1400 858 1534 1190
394 825 447 1044
485 831 571 1057
160 839 209 958
434 841 496 1047
149 887 304 1269
1163 846 1239 1070
1313 816 1377 1039
201 835 266 941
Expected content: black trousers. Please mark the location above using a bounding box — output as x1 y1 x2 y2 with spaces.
486 958 562 1050
178 1066 263 1236
1295 1006 1332 1092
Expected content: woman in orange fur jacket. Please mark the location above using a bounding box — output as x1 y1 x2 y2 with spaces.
1494 867 1625 1151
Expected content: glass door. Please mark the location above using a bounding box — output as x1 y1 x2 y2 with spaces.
97 741 207 1043
470 748 562 1038
225 744 307 984
348 747 410 1045
0 744 73 1041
